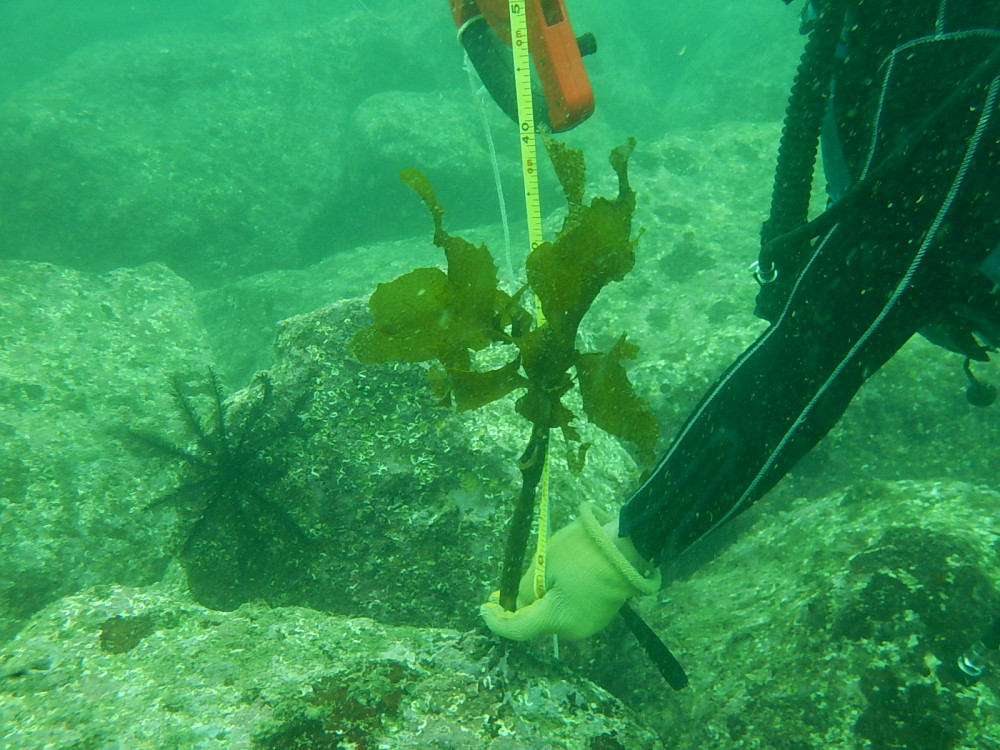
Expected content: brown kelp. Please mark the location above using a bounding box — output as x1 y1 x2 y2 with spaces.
351 138 657 610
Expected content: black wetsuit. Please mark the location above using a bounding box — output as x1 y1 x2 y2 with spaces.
619 0 1000 565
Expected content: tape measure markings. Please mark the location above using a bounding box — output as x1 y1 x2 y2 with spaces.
509 1 545 256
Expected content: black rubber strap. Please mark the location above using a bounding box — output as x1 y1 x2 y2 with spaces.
619 603 689 691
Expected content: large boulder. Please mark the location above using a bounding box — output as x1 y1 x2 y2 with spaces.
0 5 464 286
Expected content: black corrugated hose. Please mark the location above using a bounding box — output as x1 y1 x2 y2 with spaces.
755 0 847 321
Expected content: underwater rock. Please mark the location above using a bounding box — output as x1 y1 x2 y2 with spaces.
0 260 212 643
801 330 1000 492
561 479 1000 749
581 122 779 439
0 584 664 749
202 297 639 625
339 87 525 252
196 234 443 385
353 90 496 175
0 21 350 283
0 5 458 286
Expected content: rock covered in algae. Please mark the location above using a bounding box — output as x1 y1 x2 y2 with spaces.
0 253 642 640
0 5 465 285
0 260 212 643
229 296 639 627
0 584 664 749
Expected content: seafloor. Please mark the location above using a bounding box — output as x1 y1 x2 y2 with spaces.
3 3 1000 749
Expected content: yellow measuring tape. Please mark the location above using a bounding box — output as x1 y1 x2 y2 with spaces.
508 1 544 256
507 0 551 602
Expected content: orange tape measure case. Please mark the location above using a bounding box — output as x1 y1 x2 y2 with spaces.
450 0 595 131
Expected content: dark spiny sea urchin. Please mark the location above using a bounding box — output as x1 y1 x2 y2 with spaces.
129 368 314 609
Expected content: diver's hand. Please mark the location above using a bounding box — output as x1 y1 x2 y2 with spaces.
480 504 660 641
